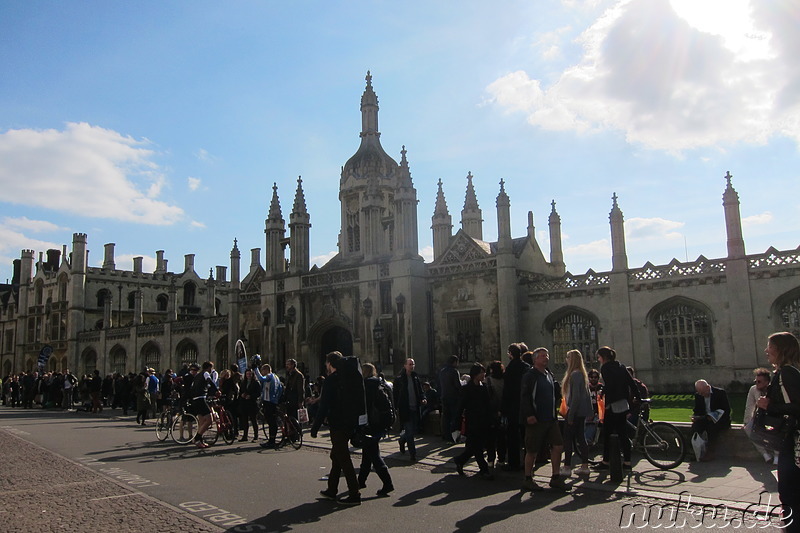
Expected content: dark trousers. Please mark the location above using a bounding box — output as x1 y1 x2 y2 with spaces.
441 396 460 439
455 431 490 472
358 432 392 488
262 401 278 441
779 438 800 532
328 429 360 497
603 411 632 462
486 421 506 464
506 418 523 468
240 404 258 439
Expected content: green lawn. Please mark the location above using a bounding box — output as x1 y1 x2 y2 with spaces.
648 393 747 424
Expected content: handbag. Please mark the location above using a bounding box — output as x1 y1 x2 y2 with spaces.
559 397 568 418
297 407 309 424
750 410 788 451
607 398 629 414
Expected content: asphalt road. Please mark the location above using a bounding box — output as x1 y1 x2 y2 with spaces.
0 408 782 532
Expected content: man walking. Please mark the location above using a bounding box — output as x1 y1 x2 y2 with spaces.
438 355 461 443
310 351 362 506
394 358 426 462
501 343 530 471
520 347 567 492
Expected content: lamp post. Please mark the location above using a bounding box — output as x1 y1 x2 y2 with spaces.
372 319 384 372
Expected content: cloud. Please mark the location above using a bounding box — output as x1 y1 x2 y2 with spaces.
624 217 684 241
190 220 206 229
742 211 773 227
0 221 61 273
188 177 202 191
486 0 800 151
0 122 184 224
420 245 434 263
311 251 337 268
565 238 611 257
195 148 216 162
3 216 66 233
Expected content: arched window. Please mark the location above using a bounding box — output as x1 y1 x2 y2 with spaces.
58 275 68 301
97 289 111 308
778 293 800 338
141 342 160 371
110 345 127 375
183 282 196 307
34 281 44 306
156 294 168 312
549 310 598 369
177 339 198 367
128 291 136 309
653 302 714 366
215 336 229 370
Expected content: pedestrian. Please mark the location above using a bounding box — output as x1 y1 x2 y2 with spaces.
438 355 461 444
756 332 800 532
520 348 567 492
485 360 506 466
501 342 530 471
90 369 103 413
744 367 777 463
394 358 426 462
134 372 150 425
453 363 493 479
560 349 592 476
311 351 362 506
239 369 260 442
357 363 395 496
190 361 217 448
595 346 640 471
254 362 283 448
284 358 305 421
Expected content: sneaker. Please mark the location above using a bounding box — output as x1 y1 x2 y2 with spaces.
338 494 361 506
319 489 338 501
549 475 568 492
376 484 394 496
559 466 572 477
454 459 465 476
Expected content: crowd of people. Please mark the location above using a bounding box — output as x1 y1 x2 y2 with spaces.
3 332 800 527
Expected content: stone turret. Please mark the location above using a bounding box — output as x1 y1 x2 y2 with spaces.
289 176 311 273
431 179 452 261
548 200 565 272
265 183 286 275
609 193 628 272
461 172 483 240
723 171 745 259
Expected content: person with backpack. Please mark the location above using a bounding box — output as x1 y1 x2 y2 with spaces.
310 351 362 506
357 363 395 496
254 362 283 448
394 357 427 462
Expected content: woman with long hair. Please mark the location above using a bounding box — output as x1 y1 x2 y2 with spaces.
239 369 260 442
561 349 592 475
595 346 639 470
756 332 800 532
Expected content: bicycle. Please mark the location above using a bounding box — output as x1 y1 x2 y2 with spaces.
155 392 182 442
576 398 686 470
203 397 236 446
258 403 303 450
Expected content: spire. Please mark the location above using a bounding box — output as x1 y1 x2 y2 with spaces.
548 200 565 271
360 70 379 139
267 183 283 223
461 172 483 240
398 145 413 187
433 178 449 217
609 192 628 271
722 171 745 258
497 179 511 251
265 183 286 275
292 176 308 215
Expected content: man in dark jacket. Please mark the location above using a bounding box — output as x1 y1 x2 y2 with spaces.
692 379 731 460
310 351 361 506
394 358 426 462
438 355 461 443
501 343 530 471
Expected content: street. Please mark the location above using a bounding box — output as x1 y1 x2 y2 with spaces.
0 408 783 532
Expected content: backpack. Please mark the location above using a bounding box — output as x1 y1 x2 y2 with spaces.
368 378 396 431
337 356 367 428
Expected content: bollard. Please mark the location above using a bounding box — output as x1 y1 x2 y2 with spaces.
609 433 624 482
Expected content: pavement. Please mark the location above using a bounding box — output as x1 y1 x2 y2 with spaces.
0 405 783 531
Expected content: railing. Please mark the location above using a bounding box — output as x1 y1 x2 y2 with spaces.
630 256 726 281
749 247 800 270
527 270 610 291
301 268 359 288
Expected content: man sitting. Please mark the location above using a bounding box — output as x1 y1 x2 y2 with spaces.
691 379 731 461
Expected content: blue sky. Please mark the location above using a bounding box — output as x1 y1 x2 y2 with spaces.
1 0 799 284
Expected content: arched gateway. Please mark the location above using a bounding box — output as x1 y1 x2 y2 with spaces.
319 326 353 368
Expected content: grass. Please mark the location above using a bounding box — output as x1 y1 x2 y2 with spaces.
648 393 747 425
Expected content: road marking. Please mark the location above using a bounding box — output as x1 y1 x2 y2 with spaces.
179 501 265 530
89 493 137 501
75 458 160 487
0 426 31 436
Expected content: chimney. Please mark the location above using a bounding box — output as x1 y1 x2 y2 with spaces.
184 254 195 273
46 249 60 271
216 266 227 282
133 257 143 274
155 250 165 273
103 243 116 270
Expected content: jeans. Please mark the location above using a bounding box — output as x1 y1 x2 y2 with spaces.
779 437 800 532
603 410 631 462
562 416 587 466
358 432 392 488
400 411 420 457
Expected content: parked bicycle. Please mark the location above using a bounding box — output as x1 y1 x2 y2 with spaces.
576 398 686 469
155 391 182 442
203 396 236 446
258 403 302 450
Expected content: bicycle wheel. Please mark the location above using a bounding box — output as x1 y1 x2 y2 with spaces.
203 413 220 446
642 421 685 470
576 422 604 464
258 412 272 448
220 411 236 445
171 412 199 445
155 410 172 442
285 416 303 450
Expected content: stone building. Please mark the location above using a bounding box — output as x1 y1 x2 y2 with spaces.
1 73 799 390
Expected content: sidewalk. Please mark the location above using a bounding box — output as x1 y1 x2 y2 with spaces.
303 427 781 511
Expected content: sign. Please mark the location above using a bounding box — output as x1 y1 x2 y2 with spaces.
235 339 247 374
37 345 53 368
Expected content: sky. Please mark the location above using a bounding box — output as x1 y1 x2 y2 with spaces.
1 0 800 285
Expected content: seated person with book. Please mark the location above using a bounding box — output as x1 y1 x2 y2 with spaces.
691 379 732 461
